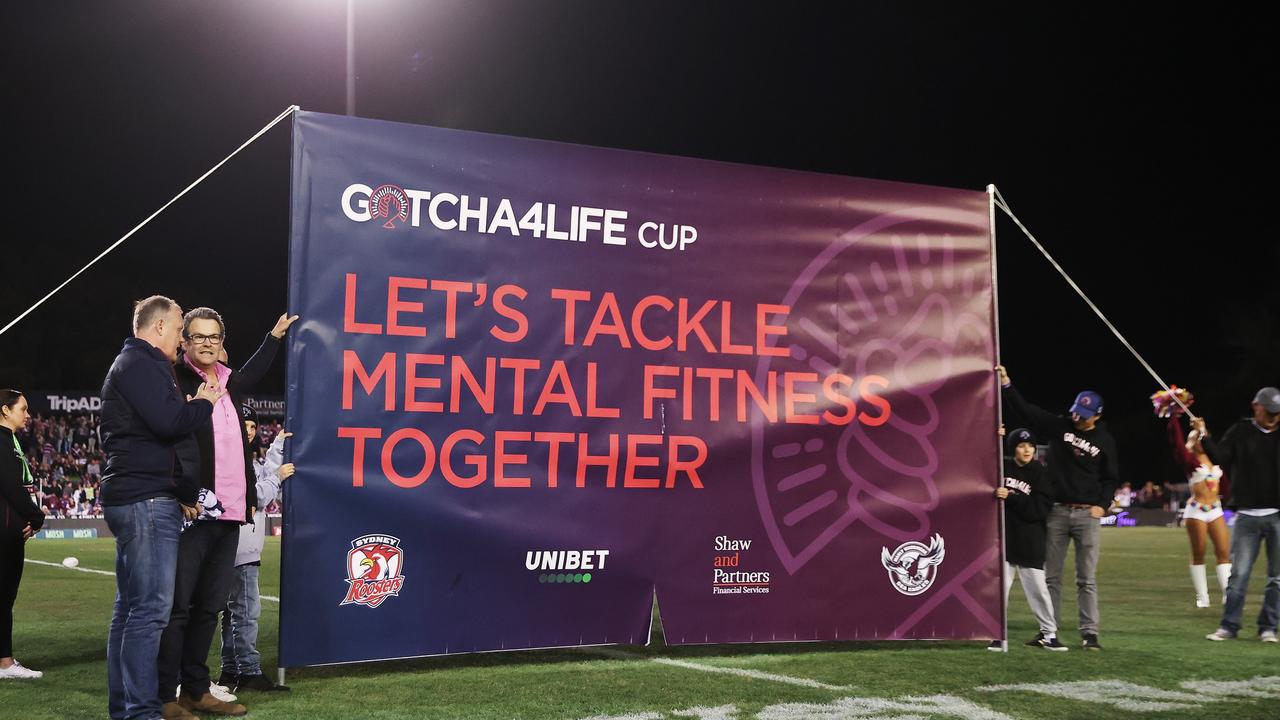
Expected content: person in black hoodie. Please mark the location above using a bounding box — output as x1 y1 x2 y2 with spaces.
998 365 1119 651
990 427 1065 652
100 296 222 720
0 390 46 679
157 307 295 719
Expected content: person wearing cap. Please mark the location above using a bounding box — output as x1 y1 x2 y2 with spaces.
997 366 1120 651
991 427 1065 651
1196 386 1280 643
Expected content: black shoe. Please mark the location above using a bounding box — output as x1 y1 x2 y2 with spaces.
1024 633 1045 648
987 640 1003 651
1041 636 1069 652
217 672 240 688
1082 633 1103 651
235 673 291 692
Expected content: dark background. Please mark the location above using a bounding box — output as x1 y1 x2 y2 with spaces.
3 2 1274 486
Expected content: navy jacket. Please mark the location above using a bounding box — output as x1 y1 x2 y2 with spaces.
99 338 213 506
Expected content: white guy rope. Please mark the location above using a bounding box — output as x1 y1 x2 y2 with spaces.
0 105 300 338
991 185 1195 419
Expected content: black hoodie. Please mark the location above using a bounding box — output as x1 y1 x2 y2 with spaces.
1002 455 1053 568
1003 385 1120 508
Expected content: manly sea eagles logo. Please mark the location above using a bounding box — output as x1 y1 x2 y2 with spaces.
880 534 946 596
341 534 405 608
368 184 410 229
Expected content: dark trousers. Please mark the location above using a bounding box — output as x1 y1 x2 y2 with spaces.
158 521 238 701
1 533 24 657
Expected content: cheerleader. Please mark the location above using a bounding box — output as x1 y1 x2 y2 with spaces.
1153 388 1230 608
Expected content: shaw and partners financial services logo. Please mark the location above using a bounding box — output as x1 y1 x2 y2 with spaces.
341 534 406 608
880 533 945 596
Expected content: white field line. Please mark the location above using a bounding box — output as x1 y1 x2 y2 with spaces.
583 647 853 692
24 558 280 602
1103 552 1187 559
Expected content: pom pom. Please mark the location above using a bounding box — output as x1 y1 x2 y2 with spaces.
1151 385 1194 418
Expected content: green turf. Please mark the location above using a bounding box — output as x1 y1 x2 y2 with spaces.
5 528 1278 719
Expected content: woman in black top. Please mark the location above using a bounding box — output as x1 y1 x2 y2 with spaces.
0 389 45 678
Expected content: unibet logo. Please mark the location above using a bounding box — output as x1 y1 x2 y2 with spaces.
525 549 609 572
528 550 609 586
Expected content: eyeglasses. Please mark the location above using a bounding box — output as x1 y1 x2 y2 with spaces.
185 333 225 345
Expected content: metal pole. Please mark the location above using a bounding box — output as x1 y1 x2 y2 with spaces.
345 0 355 116
987 183 1008 653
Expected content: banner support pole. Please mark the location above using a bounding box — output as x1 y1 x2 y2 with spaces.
987 183 1008 653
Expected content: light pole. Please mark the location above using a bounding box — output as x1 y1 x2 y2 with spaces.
346 0 355 115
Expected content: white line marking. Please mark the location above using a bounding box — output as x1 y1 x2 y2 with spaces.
25 558 115 576
584 648 852 691
24 558 280 603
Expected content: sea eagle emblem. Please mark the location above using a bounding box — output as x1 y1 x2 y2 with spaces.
881 534 946 596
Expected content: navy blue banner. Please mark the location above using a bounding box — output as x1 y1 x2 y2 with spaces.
282 111 998 667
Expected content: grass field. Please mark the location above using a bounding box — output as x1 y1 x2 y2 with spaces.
4 528 1278 719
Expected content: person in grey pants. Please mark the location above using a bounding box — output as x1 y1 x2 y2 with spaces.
219 413 294 692
998 366 1120 650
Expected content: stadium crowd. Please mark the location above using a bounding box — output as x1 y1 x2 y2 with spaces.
13 412 283 519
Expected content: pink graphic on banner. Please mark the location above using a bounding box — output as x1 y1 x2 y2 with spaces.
752 208 994 576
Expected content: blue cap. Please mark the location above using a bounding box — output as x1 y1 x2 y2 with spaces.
1070 390 1103 419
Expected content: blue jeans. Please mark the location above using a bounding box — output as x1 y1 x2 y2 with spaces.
1221 512 1280 634
105 497 182 720
220 564 262 677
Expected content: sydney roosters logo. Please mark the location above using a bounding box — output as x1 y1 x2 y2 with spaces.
341 534 405 608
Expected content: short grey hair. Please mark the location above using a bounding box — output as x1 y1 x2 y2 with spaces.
133 295 178 334
183 307 226 337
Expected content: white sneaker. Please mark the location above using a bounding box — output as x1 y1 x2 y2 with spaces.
177 683 238 702
1261 630 1279 643
0 660 43 679
1205 628 1236 641
1196 596 1210 608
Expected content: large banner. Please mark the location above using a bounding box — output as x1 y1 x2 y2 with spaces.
282 111 1001 667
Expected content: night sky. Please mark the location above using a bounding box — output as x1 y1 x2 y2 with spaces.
3 2 1274 484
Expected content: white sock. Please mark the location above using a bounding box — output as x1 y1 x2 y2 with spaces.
1216 563 1232 602
1191 564 1209 604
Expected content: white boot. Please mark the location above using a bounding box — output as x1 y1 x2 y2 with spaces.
1191 564 1210 607
1216 563 1233 605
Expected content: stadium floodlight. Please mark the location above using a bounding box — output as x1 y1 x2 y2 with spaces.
346 0 355 115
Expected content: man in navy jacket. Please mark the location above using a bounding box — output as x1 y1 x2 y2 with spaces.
100 295 223 720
